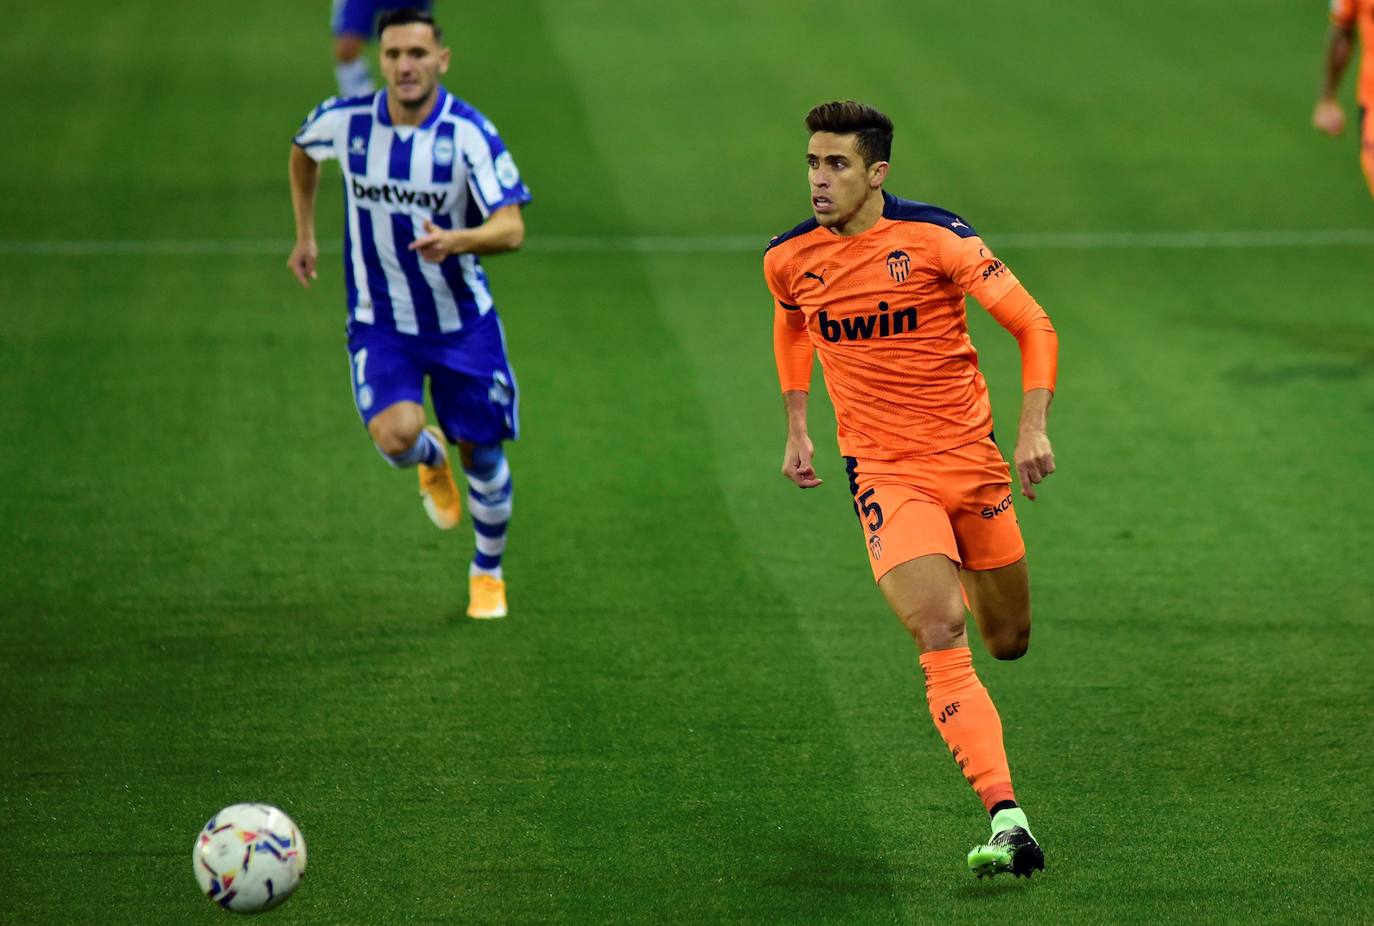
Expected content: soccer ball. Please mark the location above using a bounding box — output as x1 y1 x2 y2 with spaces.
193 803 307 913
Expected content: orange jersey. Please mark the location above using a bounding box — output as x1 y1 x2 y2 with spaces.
766 192 1057 460
1333 0 1374 105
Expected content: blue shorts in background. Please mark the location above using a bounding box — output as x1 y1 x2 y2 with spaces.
332 0 434 39
346 317 519 447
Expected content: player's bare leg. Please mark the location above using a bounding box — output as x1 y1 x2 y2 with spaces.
961 557 1031 661
368 401 461 529
367 400 425 456
878 553 967 651
879 553 1044 879
333 34 374 97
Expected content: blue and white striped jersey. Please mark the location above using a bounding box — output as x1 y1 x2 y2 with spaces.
294 88 532 337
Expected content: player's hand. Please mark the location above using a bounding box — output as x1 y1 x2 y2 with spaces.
409 220 455 263
782 432 823 489
1313 98 1345 137
1014 428 1055 501
287 239 318 289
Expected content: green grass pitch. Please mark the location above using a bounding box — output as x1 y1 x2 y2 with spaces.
2 1 1373 922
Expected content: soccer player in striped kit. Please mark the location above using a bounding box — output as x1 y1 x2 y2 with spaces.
288 8 525 619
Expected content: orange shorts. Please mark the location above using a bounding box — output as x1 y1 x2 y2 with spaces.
844 436 1025 581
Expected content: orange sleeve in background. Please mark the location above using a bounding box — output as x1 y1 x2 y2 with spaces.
773 306 813 393
984 284 1059 394
1330 0 1356 27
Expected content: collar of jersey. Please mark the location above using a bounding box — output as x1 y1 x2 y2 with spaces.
375 86 449 130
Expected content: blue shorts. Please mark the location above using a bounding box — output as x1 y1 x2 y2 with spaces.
346 318 518 446
331 0 434 39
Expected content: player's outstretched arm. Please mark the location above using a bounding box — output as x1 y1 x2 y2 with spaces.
1014 388 1055 501
409 205 525 263
1314 23 1354 136
781 390 823 489
287 145 322 288
978 282 1058 501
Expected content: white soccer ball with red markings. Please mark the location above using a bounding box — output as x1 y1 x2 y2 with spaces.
193 803 307 913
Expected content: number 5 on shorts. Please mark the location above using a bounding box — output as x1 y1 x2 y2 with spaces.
857 488 884 532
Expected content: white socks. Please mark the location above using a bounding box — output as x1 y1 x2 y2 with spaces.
335 59 374 97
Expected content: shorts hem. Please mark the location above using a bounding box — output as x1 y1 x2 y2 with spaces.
871 549 961 583
959 547 1027 573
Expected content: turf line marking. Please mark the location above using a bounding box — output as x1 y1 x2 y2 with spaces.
1 229 1372 257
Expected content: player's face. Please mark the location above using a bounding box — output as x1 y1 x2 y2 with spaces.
807 133 887 229
378 24 450 108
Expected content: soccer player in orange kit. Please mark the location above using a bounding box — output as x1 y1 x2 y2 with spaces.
1314 0 1374 196
767 101 1058 879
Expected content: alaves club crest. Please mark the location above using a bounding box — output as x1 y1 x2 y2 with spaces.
432 136 455 166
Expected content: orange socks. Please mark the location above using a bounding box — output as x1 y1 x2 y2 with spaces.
919 646 1016 812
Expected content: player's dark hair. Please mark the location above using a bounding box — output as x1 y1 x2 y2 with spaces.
805 101 893 165
377 8 443 42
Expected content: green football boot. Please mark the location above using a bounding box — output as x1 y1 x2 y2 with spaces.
967 807 1045 879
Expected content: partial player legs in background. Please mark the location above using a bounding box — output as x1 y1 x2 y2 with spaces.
333 34 373 97
1361 108 1374 198
878 553 1045 878
462 443 512 619
331 0 437 97
330 0 374 95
